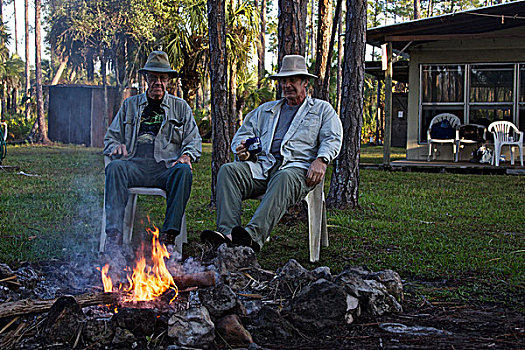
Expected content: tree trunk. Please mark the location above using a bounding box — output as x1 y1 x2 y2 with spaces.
312 0 333 101
277 0 307 98
335 0 344 114
326 0 366 209
414 0 421 19
24 0 30 121
427 0 433 17
1 87 6 120
101 48 109 131
13 0 18 54
308 0 315 61
255 0 267 86
11 88 17 113
228 60 237 141
50 56 68 85
208 0 230 206
34 0 49 144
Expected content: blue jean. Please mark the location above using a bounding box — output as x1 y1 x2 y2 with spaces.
104 158 192 234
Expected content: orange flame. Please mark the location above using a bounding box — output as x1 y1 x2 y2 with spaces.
100 264 113 292
100 223 178 303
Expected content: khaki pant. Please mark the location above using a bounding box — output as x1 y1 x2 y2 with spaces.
216 161 311 248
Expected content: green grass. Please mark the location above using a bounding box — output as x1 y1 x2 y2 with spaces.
1 144 524 307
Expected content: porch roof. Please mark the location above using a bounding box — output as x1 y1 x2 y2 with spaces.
367 1 525 52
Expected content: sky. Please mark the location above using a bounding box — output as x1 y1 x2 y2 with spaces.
2 0 48 66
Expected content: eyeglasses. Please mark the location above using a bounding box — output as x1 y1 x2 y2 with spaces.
147 75 170 83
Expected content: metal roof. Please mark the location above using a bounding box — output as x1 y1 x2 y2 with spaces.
367 1 525 51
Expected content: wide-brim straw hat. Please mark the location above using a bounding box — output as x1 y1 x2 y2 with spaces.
138 51 178 78
270 55 317 79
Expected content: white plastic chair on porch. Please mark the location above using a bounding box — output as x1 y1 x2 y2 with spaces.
254 178 328 263
488 121 524 167
427 113 461 161
99 156 187 254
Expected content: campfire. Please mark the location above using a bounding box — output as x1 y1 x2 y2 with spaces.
100 224 178 303
0 227 404 349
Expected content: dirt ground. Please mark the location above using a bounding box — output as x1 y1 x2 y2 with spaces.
252 296 525 350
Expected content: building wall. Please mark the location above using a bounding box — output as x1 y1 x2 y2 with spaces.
406 26 525 160
48 86 137 147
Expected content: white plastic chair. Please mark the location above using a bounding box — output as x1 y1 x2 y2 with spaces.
488 121 524 167
427 113 461 161
455 124 487 162
99 157 187 254
254 178 328 263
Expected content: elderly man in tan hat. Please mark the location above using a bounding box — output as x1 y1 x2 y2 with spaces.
103 51 201 248
202 54 342 252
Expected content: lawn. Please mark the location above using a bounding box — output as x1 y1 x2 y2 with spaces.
0 143 523 307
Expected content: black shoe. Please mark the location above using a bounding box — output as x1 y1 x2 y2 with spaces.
231 226 260 253
161 229 180 245
200 230 232 247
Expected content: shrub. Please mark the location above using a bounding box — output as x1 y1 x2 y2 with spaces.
2 112 34 141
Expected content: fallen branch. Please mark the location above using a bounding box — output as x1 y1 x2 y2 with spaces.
0 292 118 319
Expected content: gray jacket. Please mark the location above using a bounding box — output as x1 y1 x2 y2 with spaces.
104 92 202 167
232 97 343 180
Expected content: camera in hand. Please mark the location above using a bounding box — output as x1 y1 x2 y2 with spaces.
245 137 262 155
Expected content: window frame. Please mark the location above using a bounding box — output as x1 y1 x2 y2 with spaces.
418 62 524 144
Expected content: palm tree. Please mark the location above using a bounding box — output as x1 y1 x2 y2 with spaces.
226 0 259 134
165 0 209 109
0 24 11 120
35 0 49 144
2 54 25 114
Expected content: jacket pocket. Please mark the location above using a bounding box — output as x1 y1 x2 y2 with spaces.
166 120 184 146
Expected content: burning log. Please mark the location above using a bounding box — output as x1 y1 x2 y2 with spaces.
173 271 216 290
0 272 215 320
0 292 118 320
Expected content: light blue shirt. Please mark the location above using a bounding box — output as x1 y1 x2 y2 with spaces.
232 97 343 180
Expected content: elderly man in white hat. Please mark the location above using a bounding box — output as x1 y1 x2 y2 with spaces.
202 54 342 252
103 51 202 248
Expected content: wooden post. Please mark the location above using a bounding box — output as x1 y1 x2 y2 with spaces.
383 42 392 167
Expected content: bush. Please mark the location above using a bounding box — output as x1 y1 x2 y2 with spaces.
2 112 34 141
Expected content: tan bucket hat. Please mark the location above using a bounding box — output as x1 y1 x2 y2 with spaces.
270 55 317 79
138 51 178 78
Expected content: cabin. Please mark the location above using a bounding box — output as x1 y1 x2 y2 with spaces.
367 1 525 162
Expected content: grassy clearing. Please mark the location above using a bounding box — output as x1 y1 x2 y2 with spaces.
0 144 523 306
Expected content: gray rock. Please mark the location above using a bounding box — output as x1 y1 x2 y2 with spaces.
283 279 355 332
199 283 240 318
214 245 260 275
84 318 114 345
370 269 404 302
42 296 85 344
270 259 315 299
112 327 136 345
249 306 297 341
310 266 331 281
335 271 402 316
168 306 215 348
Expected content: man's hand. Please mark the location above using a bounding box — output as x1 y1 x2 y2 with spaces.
235 141 250 161
109 144 128 157
306 158 327 187
171 154 192 170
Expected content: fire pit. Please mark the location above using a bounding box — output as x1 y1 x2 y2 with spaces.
0 225 404 349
